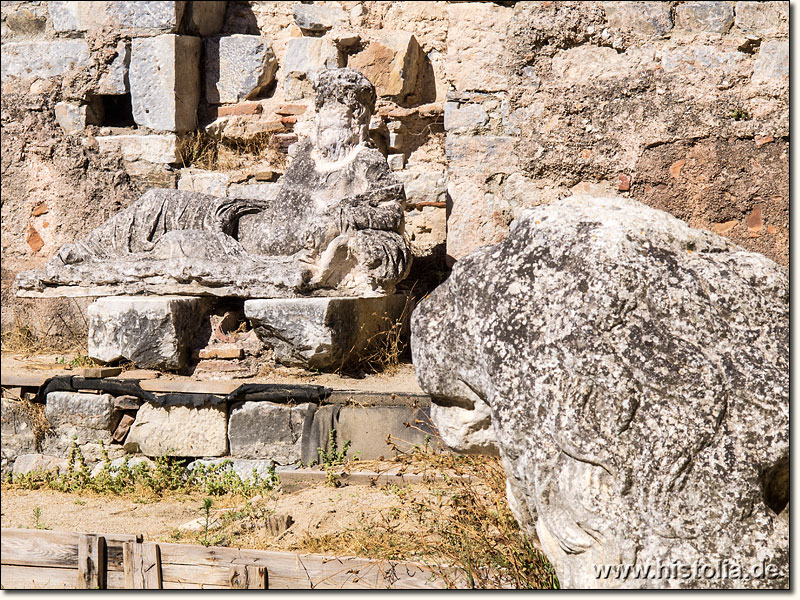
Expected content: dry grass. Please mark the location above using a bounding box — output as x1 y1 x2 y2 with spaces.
339 292 416 376
1 299 88 355
168 440 560 589
0 390 51 451
179 131 286 172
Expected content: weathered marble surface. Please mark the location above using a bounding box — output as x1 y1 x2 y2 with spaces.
16 68 411 299
411 195 788 589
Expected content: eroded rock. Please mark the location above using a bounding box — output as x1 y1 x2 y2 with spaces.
126 402 228 457
411 195 789 589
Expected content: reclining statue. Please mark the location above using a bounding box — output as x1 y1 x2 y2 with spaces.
16 68 412 298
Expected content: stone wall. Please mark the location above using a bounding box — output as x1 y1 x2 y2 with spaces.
1 1 788 340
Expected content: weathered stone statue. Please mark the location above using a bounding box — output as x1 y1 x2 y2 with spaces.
16 68 411 299
411 195 788 589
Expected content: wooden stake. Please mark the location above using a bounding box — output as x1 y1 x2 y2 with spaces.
142 542 162 589
77 534 106 589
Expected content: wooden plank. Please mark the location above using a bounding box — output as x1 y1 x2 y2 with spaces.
139 379 241 395
0 373 49 388
1 529 137 570
77 533 106 589
1 530 78 568
158 543 452 589
0 565 77 589
130 540 145 589
229 565 268 589
142 542 162 589
122 542 134 589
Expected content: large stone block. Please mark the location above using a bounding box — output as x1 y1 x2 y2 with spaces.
604 2 673 36
87 296 212 370
126 402 228 457
445 2 511 92
45 392 115 431
47 1 225 34
12 454 68 475
177 168 230 196
283 37 343 100
443 102 488 133
205 35 277 104
735 1 789 36
412 195 788 589
675 1 734 33
48 1 183 32
95 134 179 163
97 40 130 95
54 102 86 135
244 295 409 370
1 397 38 470
130 34 202 132
348 32 423 102
753 40 789 83
292 3 347 33
0 40 89 81
228 401 317 464
336 405 437 460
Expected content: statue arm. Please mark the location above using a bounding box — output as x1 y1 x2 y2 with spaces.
334 183 405 233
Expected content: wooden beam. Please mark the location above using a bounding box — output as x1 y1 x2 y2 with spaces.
229 565 267 589
0 565 77 589
142 542 162 589
77 534 106 589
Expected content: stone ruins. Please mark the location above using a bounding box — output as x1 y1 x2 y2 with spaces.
0 0 789 590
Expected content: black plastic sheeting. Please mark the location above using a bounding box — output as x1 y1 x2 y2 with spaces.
34 376 331 408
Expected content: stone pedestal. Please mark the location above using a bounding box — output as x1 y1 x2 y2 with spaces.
244 294 410 370
88 296 212 370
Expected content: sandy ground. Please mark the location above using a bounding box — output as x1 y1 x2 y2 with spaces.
1 480 428 552
1 353 424 394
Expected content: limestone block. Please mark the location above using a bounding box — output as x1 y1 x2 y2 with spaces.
753 40 789 83
283 37 344 100
660 44 745 77
97 41 130 95
126 402 228 457
675 1 735 33
292 3 347 33
348 31 422 102
445 2 511 92
1 397 37 465
130 34 202 132
12 454 68 475
48 1 182 32
395 169 447 205
735 1 789 36
205 35 277 104
244 294 409 370
95 134 179 164
604 2 673 36
387 153 404 171
177 169 231 196
443 102 488 133
404 206 446 259
90 456 155 478
336 405 437 460
45 392 115 431
228 401 317 464
54 102 86 135
0 40 89 81
87 296 212 370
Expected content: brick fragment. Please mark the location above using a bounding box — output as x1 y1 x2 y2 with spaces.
218 102 263 117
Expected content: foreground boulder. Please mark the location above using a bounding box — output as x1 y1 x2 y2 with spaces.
411 195 788 589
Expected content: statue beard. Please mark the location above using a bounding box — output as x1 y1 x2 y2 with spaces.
314 123 365 162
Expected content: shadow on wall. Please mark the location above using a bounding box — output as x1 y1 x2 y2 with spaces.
221 1 259 35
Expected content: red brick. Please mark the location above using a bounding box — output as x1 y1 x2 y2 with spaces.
617 174 631 191
275 103 307 116
218 102 263 117
280 115 297 125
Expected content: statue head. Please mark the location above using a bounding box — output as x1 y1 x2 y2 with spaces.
312 68 376 161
